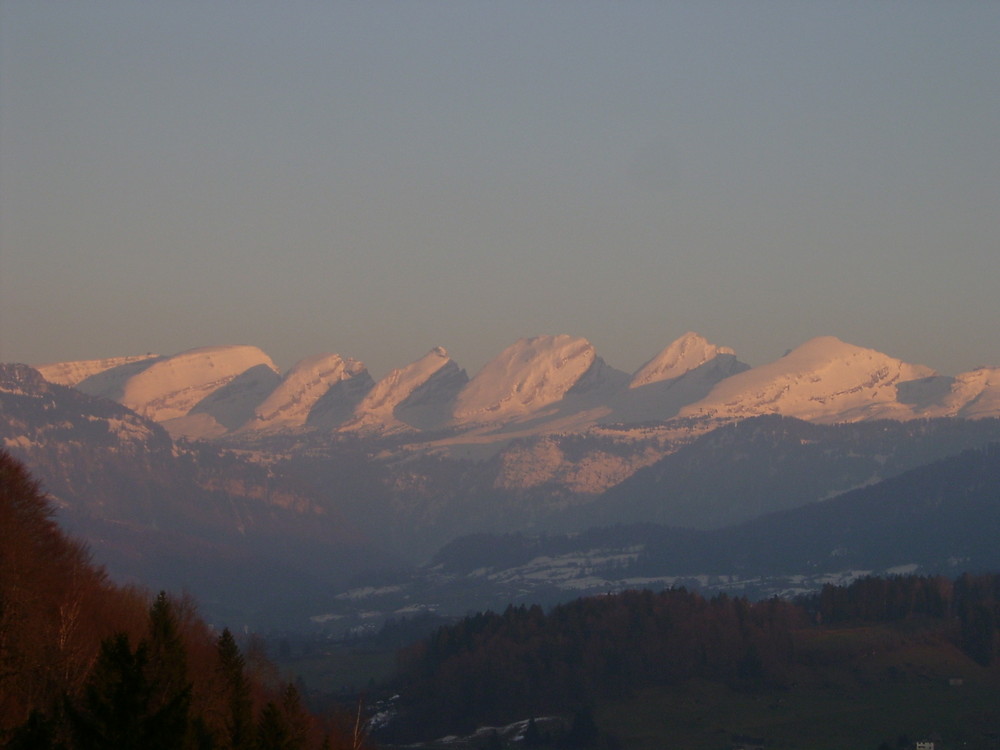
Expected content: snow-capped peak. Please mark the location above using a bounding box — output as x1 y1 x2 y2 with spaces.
341 346 466 432
118 346 278 422
452 335 597 423
244 353 369 431
630 332 737 388
36 354 162 389
898 366 1000 420
948 367 1000 419
678 336 936 423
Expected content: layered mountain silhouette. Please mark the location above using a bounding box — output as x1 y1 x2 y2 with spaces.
34 332 1000 443
6 331 1000 628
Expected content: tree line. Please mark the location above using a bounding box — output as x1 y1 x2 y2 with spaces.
0 450 370 749
388 588 803 739
387 572 1000 741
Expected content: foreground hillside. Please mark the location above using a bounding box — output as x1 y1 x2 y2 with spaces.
378 575 1000 749
0 451 368 749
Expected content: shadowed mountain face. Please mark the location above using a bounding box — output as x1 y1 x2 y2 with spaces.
577 414 1000 530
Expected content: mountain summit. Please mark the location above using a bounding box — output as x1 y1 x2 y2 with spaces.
24 332 1000 444
679 336 936 423
342 347 468 433
629 332 738 388
244 353 371 433
451 335 602 425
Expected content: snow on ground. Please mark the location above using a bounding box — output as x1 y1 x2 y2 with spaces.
341 346 459 432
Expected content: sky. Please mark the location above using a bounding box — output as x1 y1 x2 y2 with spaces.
1 2 998 380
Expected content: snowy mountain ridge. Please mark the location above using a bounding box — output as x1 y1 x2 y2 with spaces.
341 347 467 434
451 335 603 424
37 353 163 388
677 336 937 424
242 353 369 433
30 332 1000 442
629 331 736 389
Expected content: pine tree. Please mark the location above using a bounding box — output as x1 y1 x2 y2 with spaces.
216 628 254 750
5 708 63 750
145 592 193 746
66 632 185 750
257 700 292 750
280 683 310 749
255 683 310 750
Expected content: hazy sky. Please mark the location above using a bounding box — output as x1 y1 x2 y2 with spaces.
2 2 998 379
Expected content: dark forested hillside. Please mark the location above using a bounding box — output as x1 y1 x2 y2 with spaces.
387 590 803 739
0 450 371 749
384 574 1000 744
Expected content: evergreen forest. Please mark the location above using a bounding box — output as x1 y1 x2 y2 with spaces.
0 450 370 749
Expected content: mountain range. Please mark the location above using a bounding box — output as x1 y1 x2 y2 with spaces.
4 331 1000 629
35 332 1000 445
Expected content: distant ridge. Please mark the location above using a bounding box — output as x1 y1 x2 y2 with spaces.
23 332 1000 442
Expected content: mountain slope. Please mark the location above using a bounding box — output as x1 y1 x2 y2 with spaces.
37 353 163 389
451 335 605 425
679 336 935 423
713 441 1000 575
901 367 1000 419
116 345 279 422
609 333 750 423
581 414 1000 530
32 333 1000 446
178 363 283 438
335 443 1000 631
242 353 372 432
629 331 739 388
342 346 468 433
